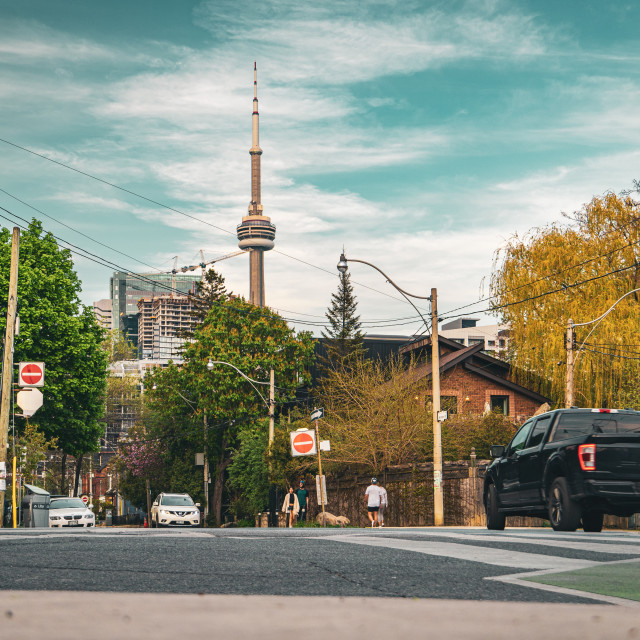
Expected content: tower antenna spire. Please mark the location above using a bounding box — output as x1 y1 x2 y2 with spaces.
237 63 276 307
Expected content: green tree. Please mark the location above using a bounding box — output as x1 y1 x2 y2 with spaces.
318 354 431 472
181 267 229 339
147 297 314 525
104 329 137 363
0 220 108 494
320 271 364 370
10 422 58 486
490 191 640 407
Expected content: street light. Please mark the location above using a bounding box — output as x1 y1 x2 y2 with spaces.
336 253 445 526
206 359 275 444
565 287 640 407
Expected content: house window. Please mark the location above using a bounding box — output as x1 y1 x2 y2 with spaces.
490 395 509 415
441 396 458 415
469 337 485 347
498 339 506 348
487 340 496 347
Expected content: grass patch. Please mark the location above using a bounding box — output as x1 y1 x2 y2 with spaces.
524 561 640 601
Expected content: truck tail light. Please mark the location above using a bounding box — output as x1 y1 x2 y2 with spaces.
578 444 596 471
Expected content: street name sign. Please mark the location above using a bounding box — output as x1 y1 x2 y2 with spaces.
16 387 44 417
310 407 324 422
290 429 317 457
18 362 45 387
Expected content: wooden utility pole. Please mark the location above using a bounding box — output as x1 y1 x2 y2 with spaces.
431 287 444 527
268 369 275 444
203 410 209 521
565 319 574 408
0 227 19 527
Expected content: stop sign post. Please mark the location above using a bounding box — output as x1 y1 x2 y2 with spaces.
18 362 45 388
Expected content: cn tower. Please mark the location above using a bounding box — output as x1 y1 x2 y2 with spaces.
237 62 276 307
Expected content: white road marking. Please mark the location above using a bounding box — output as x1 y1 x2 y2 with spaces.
321 535 599 570
378 530 640 555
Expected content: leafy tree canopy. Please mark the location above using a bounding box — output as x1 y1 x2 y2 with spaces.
490 191 640 407
0 220 108 459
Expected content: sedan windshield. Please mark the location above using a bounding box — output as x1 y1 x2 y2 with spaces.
161 495 195 506
50 498 86 509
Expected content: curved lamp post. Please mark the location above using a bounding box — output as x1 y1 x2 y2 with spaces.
337 253 444 526
206 359 275 444
565 287 640 407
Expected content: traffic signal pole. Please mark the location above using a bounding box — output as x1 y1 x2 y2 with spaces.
0 227 19 527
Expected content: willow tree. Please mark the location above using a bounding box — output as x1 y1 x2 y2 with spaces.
490 191 640 408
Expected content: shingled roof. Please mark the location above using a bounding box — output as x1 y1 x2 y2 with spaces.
400 336 549 405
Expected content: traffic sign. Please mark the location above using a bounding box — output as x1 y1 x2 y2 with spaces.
16 387 43 417
290 429 317 457
18 362 44 387
310 407 324 422
81 495 89 505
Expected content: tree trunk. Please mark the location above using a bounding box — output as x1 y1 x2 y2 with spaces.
211 453 230 527
60 453 67 495
73 454 84 497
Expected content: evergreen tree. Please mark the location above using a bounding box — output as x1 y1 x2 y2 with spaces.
321 271 364 368
181 267 229 339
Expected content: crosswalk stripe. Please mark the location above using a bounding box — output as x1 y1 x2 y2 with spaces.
321 535 599 570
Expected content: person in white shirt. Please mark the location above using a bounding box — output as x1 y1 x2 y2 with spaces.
377 485 388 527
365 477 382 527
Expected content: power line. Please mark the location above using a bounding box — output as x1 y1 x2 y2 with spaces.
0 137 410 306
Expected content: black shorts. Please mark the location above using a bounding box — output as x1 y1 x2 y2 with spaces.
287 506 294 512
368 506 379 513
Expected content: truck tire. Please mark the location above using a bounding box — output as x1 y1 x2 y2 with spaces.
548 477 581 531
582 510 604 533
486 484 506 530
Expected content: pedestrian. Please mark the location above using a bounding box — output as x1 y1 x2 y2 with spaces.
282 486 299 528
378 484 388 527
296 480 309 522
365 477 382 528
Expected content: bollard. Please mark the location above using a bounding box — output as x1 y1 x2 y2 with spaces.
469 448 477 478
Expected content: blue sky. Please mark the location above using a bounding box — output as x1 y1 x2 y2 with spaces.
1 0 639 336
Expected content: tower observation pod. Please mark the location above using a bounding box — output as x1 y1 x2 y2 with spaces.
237 62 276 308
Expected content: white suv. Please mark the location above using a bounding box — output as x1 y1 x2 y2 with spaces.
151 493 201 528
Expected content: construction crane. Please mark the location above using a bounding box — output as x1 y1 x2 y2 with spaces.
169 250 245 292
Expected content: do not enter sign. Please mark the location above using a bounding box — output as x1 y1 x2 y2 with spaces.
19 362 45 387
290 429 317 457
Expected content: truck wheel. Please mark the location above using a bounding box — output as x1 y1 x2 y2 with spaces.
486 484 506 530
582 510 604 533
548 477 581 531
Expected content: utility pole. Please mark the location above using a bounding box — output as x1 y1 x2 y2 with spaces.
268 369 275 444
203 410 209 521
565 319 574 408
431 287 444 527
0 227 19 528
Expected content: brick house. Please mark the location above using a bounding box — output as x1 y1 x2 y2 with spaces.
400 335 550 424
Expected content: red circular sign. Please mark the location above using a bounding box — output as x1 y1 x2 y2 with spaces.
81 495 89 505
21 364 43 385
292 432 314 454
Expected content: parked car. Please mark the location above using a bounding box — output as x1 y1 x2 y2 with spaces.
484 408 640 532
49 497 96 528
150 493 201 528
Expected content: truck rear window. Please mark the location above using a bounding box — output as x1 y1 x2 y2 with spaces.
552 413 640 441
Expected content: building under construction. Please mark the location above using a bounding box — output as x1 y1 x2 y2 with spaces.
137 295 196 360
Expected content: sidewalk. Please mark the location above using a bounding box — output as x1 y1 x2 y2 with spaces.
1 591 638 640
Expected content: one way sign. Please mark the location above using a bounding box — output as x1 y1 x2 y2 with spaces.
310 408 324 422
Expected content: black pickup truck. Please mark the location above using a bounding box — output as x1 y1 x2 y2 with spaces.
483 408 640 532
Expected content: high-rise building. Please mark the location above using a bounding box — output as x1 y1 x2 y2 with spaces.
236 63 276 307
110 271 199 345
137 295 196 360
92 298 113 331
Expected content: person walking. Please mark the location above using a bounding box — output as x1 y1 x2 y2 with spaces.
377 484 388 527
282 486 299 528
365 477 382 528
296 480 309 522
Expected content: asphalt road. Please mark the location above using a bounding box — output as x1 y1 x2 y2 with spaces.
1 526 639 603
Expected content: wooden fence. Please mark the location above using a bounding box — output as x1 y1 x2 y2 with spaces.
297 460 638 530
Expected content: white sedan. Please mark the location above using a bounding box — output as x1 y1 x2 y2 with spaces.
48 497 95 528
